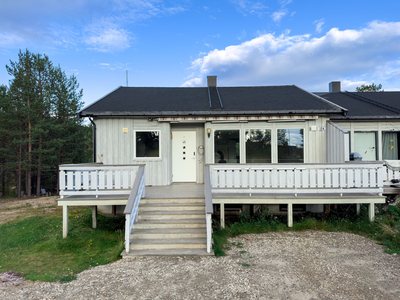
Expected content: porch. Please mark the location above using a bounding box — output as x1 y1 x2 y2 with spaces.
58 161 389 255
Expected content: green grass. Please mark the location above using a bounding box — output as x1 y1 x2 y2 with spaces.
213 204 400 257
0 208 124 282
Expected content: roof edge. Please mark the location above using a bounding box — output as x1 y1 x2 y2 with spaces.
78 86 123 117
293 85 348 116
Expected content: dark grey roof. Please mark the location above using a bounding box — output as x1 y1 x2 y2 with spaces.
79 85 345 117
318 91 400 120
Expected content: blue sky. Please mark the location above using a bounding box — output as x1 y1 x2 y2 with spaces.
1 0 400 106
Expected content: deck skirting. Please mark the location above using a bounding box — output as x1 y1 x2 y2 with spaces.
213 193 385 228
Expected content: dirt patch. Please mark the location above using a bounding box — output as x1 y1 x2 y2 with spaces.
0 196 60 225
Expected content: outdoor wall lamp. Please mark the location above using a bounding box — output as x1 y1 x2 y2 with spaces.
207 128 212 138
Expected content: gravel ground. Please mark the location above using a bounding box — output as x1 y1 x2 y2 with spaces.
1 230 399 299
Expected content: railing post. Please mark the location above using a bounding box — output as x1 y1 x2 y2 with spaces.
206 214 212 253
125 214 131 253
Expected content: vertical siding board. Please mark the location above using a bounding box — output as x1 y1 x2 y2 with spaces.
309 169 316 188
325 169 331 188
67 172 73 190
82 172 89 189
271 169 278 188
362 169 369 187
294 169 301 188
98 171 105 189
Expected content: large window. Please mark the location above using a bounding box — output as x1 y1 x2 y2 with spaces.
245 129 271 163
135 131 160 158
278 129 304 163
214 130 240 163
382 132 400 160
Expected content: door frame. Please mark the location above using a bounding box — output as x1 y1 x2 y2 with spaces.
172 130 197 182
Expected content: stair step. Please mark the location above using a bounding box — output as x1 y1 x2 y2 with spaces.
133 219 206 229
129 238 207 250
122 249 214 257
131 228 207 239
140 198 205 204
139 203 205 212
139 210 205 220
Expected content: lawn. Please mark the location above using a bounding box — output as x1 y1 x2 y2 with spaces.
0 208 124 282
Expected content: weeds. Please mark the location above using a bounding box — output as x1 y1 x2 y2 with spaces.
213 204 400 257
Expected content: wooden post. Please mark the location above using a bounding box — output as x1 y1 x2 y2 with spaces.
369 203 375 222
220 203 225 228
63 205 69 238
287 203 293 227
356 204 361 215
112 205 116 216
125 214 130 253
92 206 97 229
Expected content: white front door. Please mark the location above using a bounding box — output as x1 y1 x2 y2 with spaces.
354 132 376 161
172 131 197 182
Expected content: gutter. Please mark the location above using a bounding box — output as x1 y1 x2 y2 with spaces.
88 117 96 162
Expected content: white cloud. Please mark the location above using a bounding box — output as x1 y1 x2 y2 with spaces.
182 21 400 92
85 19 131 52
314 19 325 33
0 0 186 51
229 0 269 17
271 11 287 23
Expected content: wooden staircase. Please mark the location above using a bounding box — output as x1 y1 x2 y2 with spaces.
122 198 214 256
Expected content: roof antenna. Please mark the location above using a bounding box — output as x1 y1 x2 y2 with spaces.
126 70 128 86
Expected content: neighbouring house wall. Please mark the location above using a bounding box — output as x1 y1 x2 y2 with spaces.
326 121 350 163
334 120 400 161
204 117 330 164
95 117 171 186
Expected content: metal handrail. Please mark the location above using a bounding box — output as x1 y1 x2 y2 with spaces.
123 166 145 253
204 166 213 253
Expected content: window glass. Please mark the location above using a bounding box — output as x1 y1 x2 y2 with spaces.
135 131 160 158
214 130 240 163
245 129 271 163
278 129 304 163
382 132 400 160
354 132 376 161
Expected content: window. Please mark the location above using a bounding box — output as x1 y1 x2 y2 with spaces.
382 132 400 160
245 129 271 163
135 131 160 158
354 132 377 161
278 129 304 163
214 130 240 163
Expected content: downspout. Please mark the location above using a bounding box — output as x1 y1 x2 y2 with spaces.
89 117 97 162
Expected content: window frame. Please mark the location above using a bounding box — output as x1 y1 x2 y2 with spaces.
133 130 162 160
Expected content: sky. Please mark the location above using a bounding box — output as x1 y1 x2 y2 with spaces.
1 0 400 107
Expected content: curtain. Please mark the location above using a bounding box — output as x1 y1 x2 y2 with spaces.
382 132 398 160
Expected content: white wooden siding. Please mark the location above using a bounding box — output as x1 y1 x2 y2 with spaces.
326 121 349 163
95 118 171 186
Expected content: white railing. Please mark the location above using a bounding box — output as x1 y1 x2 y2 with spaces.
59 164 143 198
124 166 145 253
209 162 384 196
383 160 400 183
204 166 213 253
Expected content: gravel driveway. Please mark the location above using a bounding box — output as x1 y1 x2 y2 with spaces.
1 231 399 299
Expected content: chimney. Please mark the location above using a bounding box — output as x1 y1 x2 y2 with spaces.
207 76 217 87
329 81 341 92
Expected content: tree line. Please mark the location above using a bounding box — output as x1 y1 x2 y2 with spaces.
0 49 92 198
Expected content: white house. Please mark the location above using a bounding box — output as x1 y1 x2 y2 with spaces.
58 77 386 256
